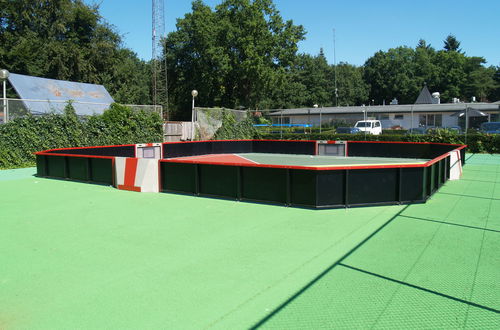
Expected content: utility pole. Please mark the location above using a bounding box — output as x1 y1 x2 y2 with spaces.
333 28 338 107
153 0 168 119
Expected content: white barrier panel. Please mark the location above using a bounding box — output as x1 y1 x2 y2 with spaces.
449 149 462 180
115 157 159 192
135 143 162 159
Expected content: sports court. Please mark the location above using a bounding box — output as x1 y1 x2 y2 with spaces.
0 153 499 329
167 153 429 168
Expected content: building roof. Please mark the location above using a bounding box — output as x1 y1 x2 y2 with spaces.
414 85 434 104
268 102 500 116
7 73 114 115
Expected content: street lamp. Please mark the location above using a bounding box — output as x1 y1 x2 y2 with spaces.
313 104 321 133
191 90 198 140
0 69 9 123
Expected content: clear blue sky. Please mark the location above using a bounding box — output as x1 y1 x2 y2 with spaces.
88 0 500 67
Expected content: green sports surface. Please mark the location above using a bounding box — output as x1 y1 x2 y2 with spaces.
0 154 499 329
178 153 430 167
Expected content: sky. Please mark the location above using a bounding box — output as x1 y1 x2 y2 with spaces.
88 0 500 67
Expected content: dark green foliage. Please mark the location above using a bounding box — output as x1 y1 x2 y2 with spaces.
164 0 306 118
0 0 151 104
443 35 462 53
364 38 499 104
0 103 163 169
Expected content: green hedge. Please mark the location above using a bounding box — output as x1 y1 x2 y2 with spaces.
0 103 163 169
257 132 500 154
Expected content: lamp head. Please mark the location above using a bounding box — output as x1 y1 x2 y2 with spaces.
0 69 10 81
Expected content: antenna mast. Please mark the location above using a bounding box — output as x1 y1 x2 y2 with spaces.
152 0 168 119
333 28 338 107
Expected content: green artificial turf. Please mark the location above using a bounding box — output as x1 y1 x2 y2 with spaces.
0 153 499 329
257 153 500 329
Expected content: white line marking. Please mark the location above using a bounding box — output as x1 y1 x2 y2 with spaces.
235 154 260 164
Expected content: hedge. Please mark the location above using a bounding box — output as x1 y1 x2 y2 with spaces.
257 132 500 154
0 103 163 169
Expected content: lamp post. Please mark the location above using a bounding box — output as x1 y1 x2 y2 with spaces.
314 104 320 133
0 69 9 123
190 90 198 140
363 108 367 138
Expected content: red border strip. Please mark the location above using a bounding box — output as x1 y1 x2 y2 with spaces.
37 143 136 153
160 158 430 171
35 152 115 160
346 140 465 147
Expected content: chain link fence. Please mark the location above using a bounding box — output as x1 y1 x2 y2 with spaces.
192 107 376 140
0 98 162 123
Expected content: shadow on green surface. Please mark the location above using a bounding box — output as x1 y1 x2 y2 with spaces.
250 205 411 329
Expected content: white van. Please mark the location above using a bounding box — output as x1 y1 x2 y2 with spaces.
354 120 382 135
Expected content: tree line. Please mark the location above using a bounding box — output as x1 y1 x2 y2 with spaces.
1 0 499 121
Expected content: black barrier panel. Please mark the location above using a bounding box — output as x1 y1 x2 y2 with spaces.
89 158 113 184
316 170 345 207
36 155 47 177
348 168 398 205
347 142 431 159
199 164 238 198
252 140 316 155
67 157 88 181
460 148 466 164
433 163 440 191
47 156 66 178
163 140 315 158
212 140 253 154
425 166 432 197
162 141 210 158
46 145 135 157
429 164 436 193
400 167 425 202
241 167 287 204
164 142 195 158
162 162 196 193
192 142 212 156
290 170 317 206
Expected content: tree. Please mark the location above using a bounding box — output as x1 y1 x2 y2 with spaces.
443 34 462 52
363 47 421 104
332 63 369 106
164 0 305 118
0 0 151 104
416 39 432 50
490 66 500 101
285 51 332 108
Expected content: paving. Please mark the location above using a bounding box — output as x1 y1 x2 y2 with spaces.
0 154 498 329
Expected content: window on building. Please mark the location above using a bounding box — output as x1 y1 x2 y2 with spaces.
377 114 389 120
272 117 290 125
435 114 442 127
419 115 427 127
418 114 443 127
394 114 404 120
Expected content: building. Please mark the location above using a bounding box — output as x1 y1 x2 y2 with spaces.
269 86 500 130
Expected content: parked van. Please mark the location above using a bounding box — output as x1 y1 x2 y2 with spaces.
354 120 382 135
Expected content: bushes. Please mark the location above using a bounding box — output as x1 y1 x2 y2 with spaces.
0 103 163 169
257 132 500 154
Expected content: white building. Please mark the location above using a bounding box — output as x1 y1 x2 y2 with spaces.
269 87 499 130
